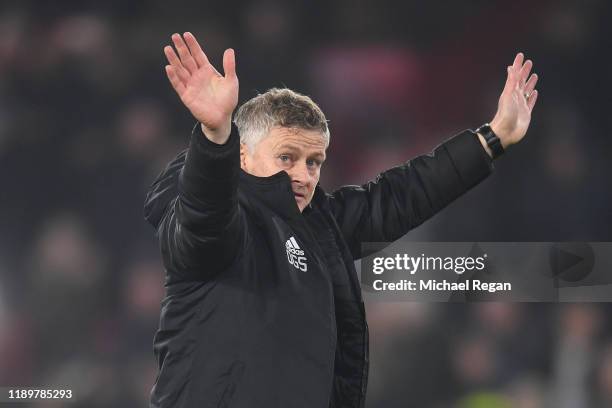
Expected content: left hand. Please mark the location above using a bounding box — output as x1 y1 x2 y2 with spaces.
489 52 539 148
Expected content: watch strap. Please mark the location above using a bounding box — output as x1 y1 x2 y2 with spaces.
476 123 504 159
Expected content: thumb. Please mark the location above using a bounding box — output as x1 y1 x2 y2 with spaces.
223 48 237 80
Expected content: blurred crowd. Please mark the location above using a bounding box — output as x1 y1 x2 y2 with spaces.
0 0 611 406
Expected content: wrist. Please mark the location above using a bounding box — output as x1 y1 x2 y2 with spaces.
489 118 508 149
475 123 505 159
477 132 494 158
200 119 232 145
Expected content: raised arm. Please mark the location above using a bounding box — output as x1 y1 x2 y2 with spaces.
329 52 540 259
159 32 241 279
328 129 493 259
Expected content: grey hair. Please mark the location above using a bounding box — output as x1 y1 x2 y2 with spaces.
233 88 330 152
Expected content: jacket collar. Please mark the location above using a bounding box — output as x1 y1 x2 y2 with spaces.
144 148 330 229
238 169 328 220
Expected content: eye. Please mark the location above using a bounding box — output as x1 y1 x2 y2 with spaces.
278 154 292 164
306 158 322 168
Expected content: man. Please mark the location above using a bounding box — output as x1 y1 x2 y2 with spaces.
144 32 538 407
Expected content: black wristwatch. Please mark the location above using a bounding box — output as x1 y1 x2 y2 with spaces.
475 123 504 159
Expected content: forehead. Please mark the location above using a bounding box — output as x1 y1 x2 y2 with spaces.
261 127 327 153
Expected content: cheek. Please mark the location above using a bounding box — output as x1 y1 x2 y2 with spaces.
251 155 282 177
265 157 285 174
308 171 321 190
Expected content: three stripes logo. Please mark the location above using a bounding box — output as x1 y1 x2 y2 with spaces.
286 236 308 272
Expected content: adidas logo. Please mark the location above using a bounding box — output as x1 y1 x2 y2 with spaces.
286 236 308 272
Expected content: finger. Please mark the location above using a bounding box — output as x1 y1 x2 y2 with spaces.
525 73 538 94
512 52 524 71
503 66 519 95
164 45 190 84
171 33 198 74
183 32 210 68
519 59 533 89
222 48 237 79
527 89 539 111
165 65 186 95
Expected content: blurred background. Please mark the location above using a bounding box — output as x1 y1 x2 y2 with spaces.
0 0 611 406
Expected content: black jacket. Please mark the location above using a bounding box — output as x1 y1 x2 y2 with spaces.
144 124 493 408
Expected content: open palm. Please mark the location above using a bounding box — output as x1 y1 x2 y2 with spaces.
164 32 238 139
491 52 539 147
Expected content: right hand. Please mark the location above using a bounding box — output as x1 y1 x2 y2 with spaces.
164 32 239 144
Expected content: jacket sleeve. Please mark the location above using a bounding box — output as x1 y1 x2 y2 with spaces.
159 123 243 280
327 130 493 260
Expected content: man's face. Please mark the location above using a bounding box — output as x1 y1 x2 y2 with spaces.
240 127 327 212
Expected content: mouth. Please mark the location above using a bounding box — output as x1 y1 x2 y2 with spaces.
293 191 306 201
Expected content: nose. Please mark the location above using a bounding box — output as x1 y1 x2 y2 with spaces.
289 161 313 188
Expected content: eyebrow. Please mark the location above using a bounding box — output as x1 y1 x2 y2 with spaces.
275 145 326 160
275 144 301 153
309 152 326 161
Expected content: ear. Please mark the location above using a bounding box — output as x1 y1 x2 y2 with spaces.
240 143 249 170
